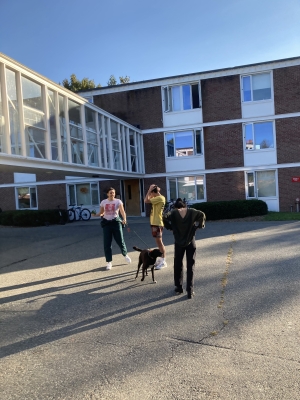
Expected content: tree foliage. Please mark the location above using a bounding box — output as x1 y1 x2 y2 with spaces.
119 75 130 84
61 74 101 92
107 75 130 86
61 73 131 91
107 75 117 86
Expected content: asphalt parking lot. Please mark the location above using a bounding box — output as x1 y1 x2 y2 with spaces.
0 218 299 399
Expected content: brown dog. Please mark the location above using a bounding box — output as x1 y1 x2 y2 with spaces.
133 246 163 283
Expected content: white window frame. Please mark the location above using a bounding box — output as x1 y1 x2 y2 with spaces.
241 71 273 103
162 82 201 113
243 120 275 151
67 182 100 207
245 169 277 199
167 175 206 203
15 186 38 210
165 129 203 158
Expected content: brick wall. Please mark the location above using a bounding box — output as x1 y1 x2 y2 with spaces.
206 171 245 202
143 177 167 217
38 184 68 209
143 132 166 174
276 117 300 164
274 65 300 114
99 180 121 200
278 167 300 212
204 124 244 169
201 75 242 122
36 171 67 182
0 172 14 184
0 187 15 210
93 87 163 130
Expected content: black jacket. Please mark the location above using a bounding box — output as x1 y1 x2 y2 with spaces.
163 208 206 247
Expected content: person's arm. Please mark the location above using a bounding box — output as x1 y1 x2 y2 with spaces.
194 209 206 229
144 184 156 203
92 205 104 217
163 211 173 231
119 203 127 224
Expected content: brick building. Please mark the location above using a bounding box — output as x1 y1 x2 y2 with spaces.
1 52 300 215
80 56 300 213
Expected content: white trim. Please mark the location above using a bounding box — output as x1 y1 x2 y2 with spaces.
142 112 300 134
79 57 300 96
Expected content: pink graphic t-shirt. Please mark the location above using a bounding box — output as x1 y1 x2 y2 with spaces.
100 199 123 220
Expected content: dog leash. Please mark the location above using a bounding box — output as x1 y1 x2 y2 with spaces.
125 222 151 248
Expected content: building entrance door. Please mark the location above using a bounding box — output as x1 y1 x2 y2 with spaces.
124 179 140 216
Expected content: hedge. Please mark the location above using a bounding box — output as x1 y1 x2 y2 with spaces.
189 200 268 221
0 209 68 227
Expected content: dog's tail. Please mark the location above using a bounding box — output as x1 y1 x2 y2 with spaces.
133 246 143 252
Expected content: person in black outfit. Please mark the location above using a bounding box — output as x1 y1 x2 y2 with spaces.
163 198 206 299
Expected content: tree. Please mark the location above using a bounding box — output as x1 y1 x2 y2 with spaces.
107 75 131 86
107 75 117 86
61 74 101 92
119 75 130 84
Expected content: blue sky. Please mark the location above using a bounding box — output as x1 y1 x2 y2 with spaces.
0 0 299 87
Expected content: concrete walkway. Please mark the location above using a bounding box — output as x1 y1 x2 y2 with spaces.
0 218 299 399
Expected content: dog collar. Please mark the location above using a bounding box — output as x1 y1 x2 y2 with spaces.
148 251 155 260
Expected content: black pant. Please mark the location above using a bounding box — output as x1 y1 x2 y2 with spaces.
174 239 196 292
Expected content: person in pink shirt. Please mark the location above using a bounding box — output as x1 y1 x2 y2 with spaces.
95 187 131 270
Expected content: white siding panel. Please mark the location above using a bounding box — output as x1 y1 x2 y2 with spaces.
166 156 205 173
163 110 202 128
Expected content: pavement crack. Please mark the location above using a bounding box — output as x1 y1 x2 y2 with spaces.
168 337 300 364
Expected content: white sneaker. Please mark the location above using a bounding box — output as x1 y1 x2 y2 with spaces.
155 259 167 270
106 262 112 270
124 255 131 263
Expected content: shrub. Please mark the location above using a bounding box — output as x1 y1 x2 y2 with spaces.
190 200 268 220
0 209 68 227
0 211 16 226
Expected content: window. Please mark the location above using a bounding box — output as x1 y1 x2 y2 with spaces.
83 96 93 104
166 130 202 157
6 69 21 155
85 107 99 166
58 95 68 162
21 76 46 159
241 72 271 102
111 121 121 169
163 83 201 112
246 170 276 198
0 75 4 153
68 100 83 164
16 186 37 209
168 176 205 202
244 121 274 150
68 183 99 206
129 129 137 171
48 90 59 161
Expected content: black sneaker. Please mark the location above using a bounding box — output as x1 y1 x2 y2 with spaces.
175 286 183 294
187 291 195 299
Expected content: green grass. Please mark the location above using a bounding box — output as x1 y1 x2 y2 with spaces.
263 212 300 221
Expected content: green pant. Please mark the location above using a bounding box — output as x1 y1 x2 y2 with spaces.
102 218 127 262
